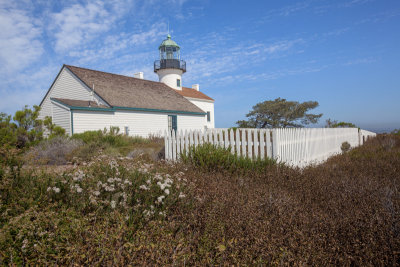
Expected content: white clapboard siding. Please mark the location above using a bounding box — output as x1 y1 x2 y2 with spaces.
40 67 108 120
164 128 376 167
51 101 71 135
187 98 215 128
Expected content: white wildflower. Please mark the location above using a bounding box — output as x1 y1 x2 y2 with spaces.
157 181 166 190
107 178 114 183
146 179 151 184
53 187 60 193
157 195 165 203
179 192 186 199
105 185 115 192
164 188 170 195
159 211 166 216
47 187 52 192
154 173 163 181
93 191 100 196
21 239 28 250
139 184 149 190
110 200 116 209
73 170 85 181
76 187 83 193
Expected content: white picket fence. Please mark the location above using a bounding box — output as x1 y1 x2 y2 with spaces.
164 128 376 167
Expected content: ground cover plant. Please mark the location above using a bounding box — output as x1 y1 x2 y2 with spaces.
0 134 399 265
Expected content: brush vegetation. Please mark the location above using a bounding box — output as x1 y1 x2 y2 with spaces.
1 133 399 265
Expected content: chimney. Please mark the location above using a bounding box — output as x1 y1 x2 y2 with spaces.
192 84 200 91
134 72 144 79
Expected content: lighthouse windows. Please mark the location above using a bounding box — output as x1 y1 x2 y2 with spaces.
177 79 181 87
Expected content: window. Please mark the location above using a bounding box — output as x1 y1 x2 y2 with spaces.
168 115 177 133
207 111 211 122
124 126 129 136
177 79 181 87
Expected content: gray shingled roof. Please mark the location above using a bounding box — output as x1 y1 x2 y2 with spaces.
65 65 206 114
52 98 110 109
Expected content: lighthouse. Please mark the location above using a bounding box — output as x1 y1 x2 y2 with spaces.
154 34 186 90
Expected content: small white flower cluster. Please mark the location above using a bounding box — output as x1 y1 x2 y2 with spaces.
47 187 60 193
137 163 153 174
109 159 120 176
21 239 29 250
157 176 173 195
143 204 155 218
72 170 85 181
92 177 132 209
71 184 83 193
139 184 150 190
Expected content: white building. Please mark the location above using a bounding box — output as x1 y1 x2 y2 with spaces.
39 35 215 137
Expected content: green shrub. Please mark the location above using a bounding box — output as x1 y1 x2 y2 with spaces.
181 143 276 173
341 141 351 153
72 129 149 147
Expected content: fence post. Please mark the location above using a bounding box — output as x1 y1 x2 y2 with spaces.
164 130 168 160
229 129 234 154
241 129 246 158
272 129 278 161
235 129 240 156
266 130 272 159
176 130 181 160
254 129 259 159
167 130 172 160
247 129 252 159
171 130 176 161
260 130 265 159
184 129 189 155
189 130 194 151
224 130 229 149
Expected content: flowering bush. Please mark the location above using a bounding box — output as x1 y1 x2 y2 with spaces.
43 156 186 225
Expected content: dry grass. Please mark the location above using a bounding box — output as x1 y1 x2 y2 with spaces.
0 134 399 265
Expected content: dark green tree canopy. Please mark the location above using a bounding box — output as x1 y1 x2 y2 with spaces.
237 98 322 128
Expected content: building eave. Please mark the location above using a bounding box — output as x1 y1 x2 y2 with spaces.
184 96 215 103
50 98 206 115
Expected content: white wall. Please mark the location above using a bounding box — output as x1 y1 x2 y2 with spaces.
156 69 183 90
72 110 114 134
51 102 71 135
176 114 206 132
39 67 108 120
113 110 168 137
72 109 206 137
187 98 215 128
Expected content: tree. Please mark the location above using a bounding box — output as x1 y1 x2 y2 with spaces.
0 112 17 147
236 98 322 128
12 105 43 147
43 116 66 138
325 118 356 128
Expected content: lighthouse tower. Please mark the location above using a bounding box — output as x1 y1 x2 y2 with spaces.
154 34 186 90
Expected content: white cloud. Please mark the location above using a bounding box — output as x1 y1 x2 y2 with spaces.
0 7 43 74
342 0 374 8
49 0 132 53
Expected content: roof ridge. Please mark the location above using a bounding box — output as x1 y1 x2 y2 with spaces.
64 64 169 87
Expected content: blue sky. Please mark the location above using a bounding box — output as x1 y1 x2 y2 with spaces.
0 0 399 132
